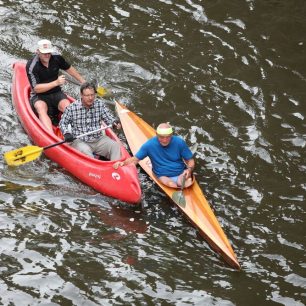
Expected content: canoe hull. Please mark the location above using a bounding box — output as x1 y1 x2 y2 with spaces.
11 62 141 204
116 102 240 269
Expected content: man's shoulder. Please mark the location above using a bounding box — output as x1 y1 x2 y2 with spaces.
51 53 71 69
67 100 82 110
147 136 157 143
172 135 185 143
71 99 82 106
95 99 106 106
51 53 65 60
144 136 158 148
94 99 103 105
170 136 188 149
49 53 65 64
94 99 109 111
26 55 39 70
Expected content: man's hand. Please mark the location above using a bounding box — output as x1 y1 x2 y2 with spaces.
112 120 121 130
64 133 75 143
57 75 66 86
113 161 124 169
113 157 137 169
183 168 192 178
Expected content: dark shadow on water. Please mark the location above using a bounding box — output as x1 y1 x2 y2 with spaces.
88 203 149 236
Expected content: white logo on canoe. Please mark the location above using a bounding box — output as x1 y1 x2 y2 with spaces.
112 172 121 180
88 172 121 180
89 172 101 179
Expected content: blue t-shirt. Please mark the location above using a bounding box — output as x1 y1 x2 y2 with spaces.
135 136 193 177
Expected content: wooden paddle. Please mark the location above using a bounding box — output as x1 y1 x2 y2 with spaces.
171 144 197 207
172 174 187 207
4 125 111 166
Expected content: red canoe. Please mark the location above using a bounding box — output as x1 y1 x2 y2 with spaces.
11 62 141 204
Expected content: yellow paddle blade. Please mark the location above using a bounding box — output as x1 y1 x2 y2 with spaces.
4 145 43 166
97 86 111 97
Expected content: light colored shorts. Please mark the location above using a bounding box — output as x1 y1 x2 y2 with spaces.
158 175 179 184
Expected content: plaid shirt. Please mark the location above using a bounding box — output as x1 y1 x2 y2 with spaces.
59 99 115 141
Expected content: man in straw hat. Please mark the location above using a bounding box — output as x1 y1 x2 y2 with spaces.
26 39 85 133
113 122 195 188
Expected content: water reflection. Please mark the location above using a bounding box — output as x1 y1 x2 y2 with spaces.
89 205 148 236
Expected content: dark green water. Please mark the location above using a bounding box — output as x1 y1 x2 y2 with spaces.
0 0 305 305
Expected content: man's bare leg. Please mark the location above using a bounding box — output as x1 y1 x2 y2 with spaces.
58 98 70 112
158 176 178 188
34 100 53 133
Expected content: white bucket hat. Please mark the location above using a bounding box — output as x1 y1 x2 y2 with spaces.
37 39 54 53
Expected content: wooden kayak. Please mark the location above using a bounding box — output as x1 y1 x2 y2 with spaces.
10 62 141 204
115 101 241 269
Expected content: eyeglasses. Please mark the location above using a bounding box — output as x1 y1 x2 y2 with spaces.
82 93 95 97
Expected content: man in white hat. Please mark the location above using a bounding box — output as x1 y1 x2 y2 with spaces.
26 39 85 133
113 122 195 188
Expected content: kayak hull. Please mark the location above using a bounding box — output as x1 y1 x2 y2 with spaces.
116 101 240 269
11 62 141 204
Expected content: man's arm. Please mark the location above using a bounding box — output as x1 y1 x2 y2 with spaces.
59 106 72 135
185 158 195 171
65 66 85 84
183 158 195 178
33 76 66 94
113 141 148 169
113 156 140 169
35 66 85 93
98 100 120 129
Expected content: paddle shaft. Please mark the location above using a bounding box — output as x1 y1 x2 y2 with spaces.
4 125 112 166
44 139 66 150
65 76 81 86
44 125 112 151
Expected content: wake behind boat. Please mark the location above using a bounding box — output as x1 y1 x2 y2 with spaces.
116 101 241 269
10 62 141 204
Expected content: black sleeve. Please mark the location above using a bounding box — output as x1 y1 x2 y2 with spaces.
54 54 71 71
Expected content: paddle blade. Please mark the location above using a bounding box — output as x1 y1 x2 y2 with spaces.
172 190 186 207
4 145 43 166
97 85 114 98
172 174 187 207
97 86 108 97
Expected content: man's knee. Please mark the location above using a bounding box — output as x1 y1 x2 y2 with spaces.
184 177 193 188
110 142 121 160
34 100 48 113
72 141 93 157
58 99 70 112
112 142 121 154
158 176 178 188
